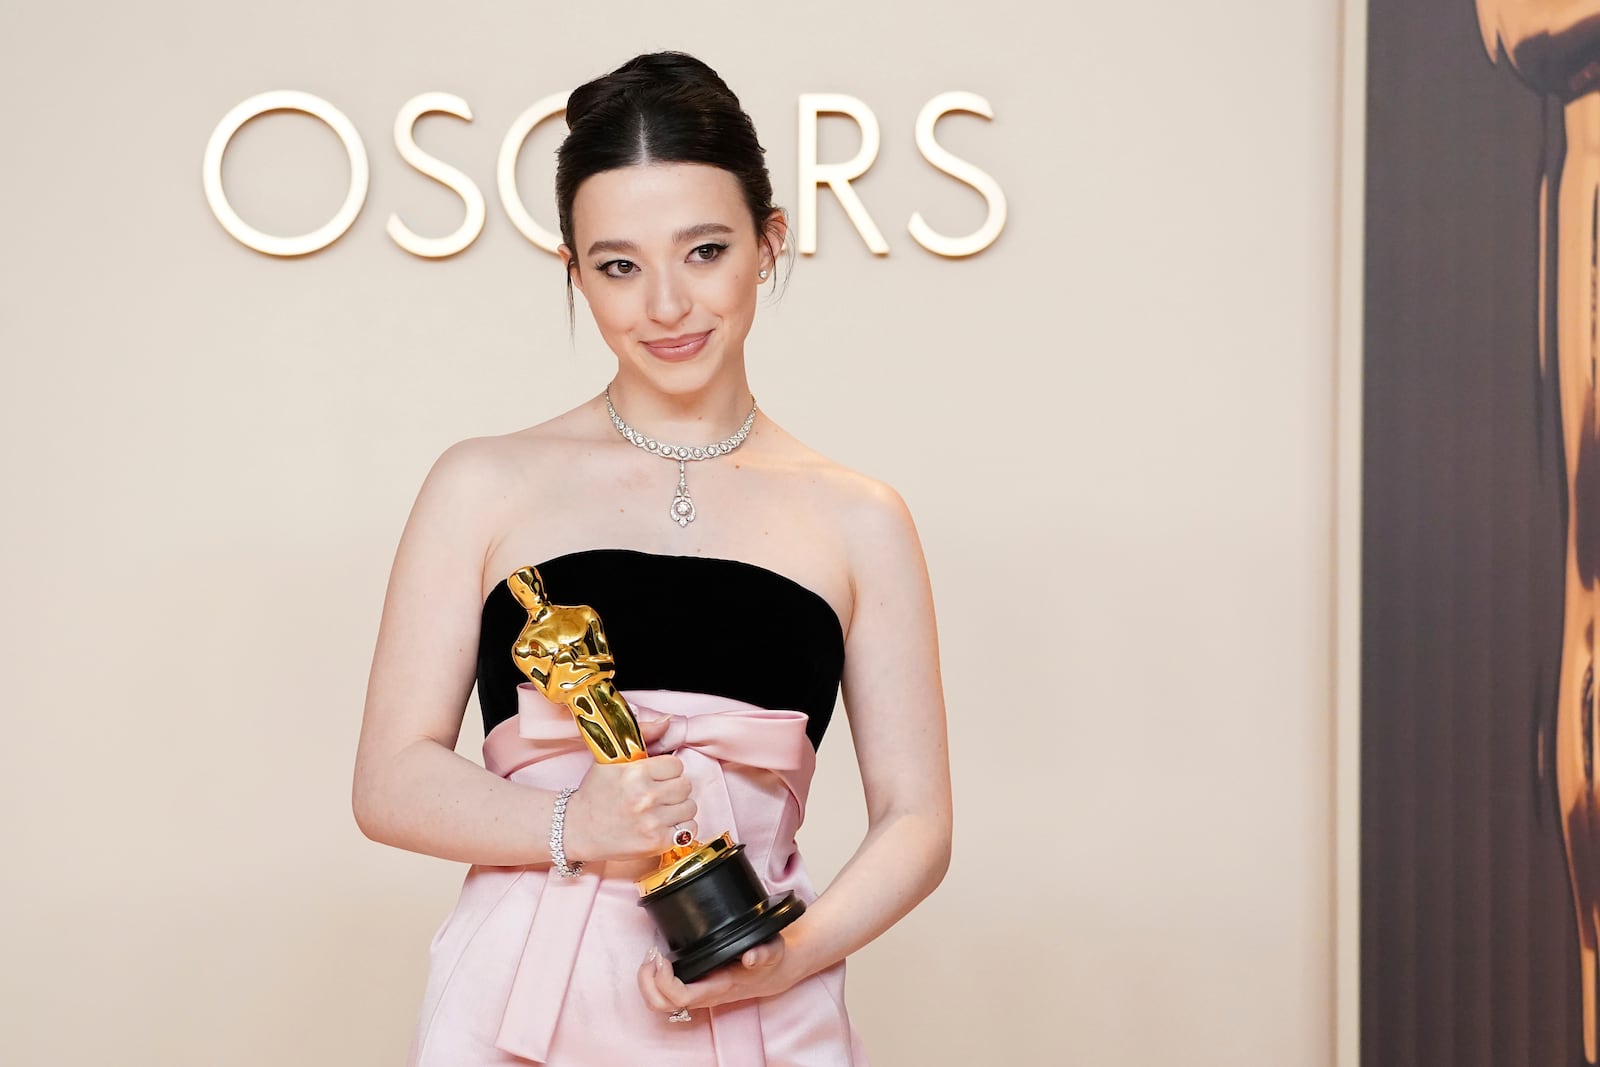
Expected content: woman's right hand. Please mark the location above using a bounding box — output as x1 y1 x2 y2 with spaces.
560 716 697 863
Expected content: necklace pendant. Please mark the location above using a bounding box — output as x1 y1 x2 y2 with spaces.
603 389 756 530
670 489 697 527
669 459 696 527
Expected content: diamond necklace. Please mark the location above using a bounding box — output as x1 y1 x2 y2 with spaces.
603 387 757 528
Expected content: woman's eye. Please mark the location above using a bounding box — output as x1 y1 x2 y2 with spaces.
600 260 637 278
691 243 726 262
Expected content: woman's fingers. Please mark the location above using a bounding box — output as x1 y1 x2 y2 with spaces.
637 951 674 1011
653 774 692 805
740 939 784 969
643 754 684 781
637 937 794 1014
655 797 697 826
653 793 697 845
638 948 692 1011
569 753 701 861
637 716 673 747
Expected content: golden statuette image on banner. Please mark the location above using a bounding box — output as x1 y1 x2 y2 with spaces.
1478 1 1600 1060
507 565 805 981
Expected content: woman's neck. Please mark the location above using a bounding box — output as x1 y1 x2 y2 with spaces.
603 373 756 444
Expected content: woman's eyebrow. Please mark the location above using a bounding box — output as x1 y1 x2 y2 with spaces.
586 223 736 258
673 222 736 243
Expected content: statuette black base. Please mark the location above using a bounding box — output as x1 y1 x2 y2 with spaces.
638 841 806 982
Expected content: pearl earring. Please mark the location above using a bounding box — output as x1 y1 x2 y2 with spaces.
758 269 769 279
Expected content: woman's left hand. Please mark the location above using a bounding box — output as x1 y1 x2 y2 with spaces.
637 937 797 1015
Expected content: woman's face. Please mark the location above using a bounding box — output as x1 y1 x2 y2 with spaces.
561 163 779 397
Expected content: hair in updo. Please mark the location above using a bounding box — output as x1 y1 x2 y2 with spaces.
556 53 784 287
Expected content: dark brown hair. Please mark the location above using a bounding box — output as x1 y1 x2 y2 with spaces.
555 52 784 308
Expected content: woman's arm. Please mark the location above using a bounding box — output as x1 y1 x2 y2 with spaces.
639 480 952 1009
351 439 560 865
351 439 695 868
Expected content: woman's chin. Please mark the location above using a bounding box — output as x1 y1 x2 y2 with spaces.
620 350 732 394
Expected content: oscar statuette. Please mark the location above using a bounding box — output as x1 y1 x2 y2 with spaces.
506 565 806 982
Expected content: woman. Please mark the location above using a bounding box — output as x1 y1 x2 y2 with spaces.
352 52 951 1066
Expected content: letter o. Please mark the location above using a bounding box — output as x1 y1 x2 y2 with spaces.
202 90 370 257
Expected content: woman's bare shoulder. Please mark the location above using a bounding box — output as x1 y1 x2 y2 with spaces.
413 434 523 517
419 403 600 501
770 441 928 653
764 427 918 544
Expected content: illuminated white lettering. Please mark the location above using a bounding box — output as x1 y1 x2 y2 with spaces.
908 92 1007 258
496 93 568 255
202 90 369 257
797 94 888 256
388 93 485 259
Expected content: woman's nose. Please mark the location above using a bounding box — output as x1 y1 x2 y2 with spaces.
646 269 691 325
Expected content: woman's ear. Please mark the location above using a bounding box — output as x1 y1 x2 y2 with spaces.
760 209 789 273
559 244 584 296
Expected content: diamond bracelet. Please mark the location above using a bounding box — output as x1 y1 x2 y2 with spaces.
550 786 584 877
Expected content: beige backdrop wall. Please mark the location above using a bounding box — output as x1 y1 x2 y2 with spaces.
0 2 1339 1064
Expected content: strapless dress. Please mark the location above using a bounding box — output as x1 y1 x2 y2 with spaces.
407 549 869 1066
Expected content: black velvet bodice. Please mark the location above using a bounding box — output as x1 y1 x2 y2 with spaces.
477 548 845 750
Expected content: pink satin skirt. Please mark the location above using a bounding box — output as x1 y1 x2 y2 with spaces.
406 689 869 1066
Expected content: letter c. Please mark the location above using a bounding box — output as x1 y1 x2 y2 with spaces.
497 92 569 255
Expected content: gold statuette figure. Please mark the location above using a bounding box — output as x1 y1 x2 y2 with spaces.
509 565 648 765
507 564 805 980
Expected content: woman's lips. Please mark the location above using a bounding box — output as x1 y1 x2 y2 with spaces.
641 331 711 361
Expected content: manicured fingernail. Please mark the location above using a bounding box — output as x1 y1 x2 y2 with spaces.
645 946 660 963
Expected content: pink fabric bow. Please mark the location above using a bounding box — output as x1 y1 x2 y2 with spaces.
481 686 816 1064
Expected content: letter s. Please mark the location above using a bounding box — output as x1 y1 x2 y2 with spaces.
908 92 1007 258
388 93 485 258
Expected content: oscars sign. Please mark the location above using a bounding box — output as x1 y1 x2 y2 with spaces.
202 89 1007 260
